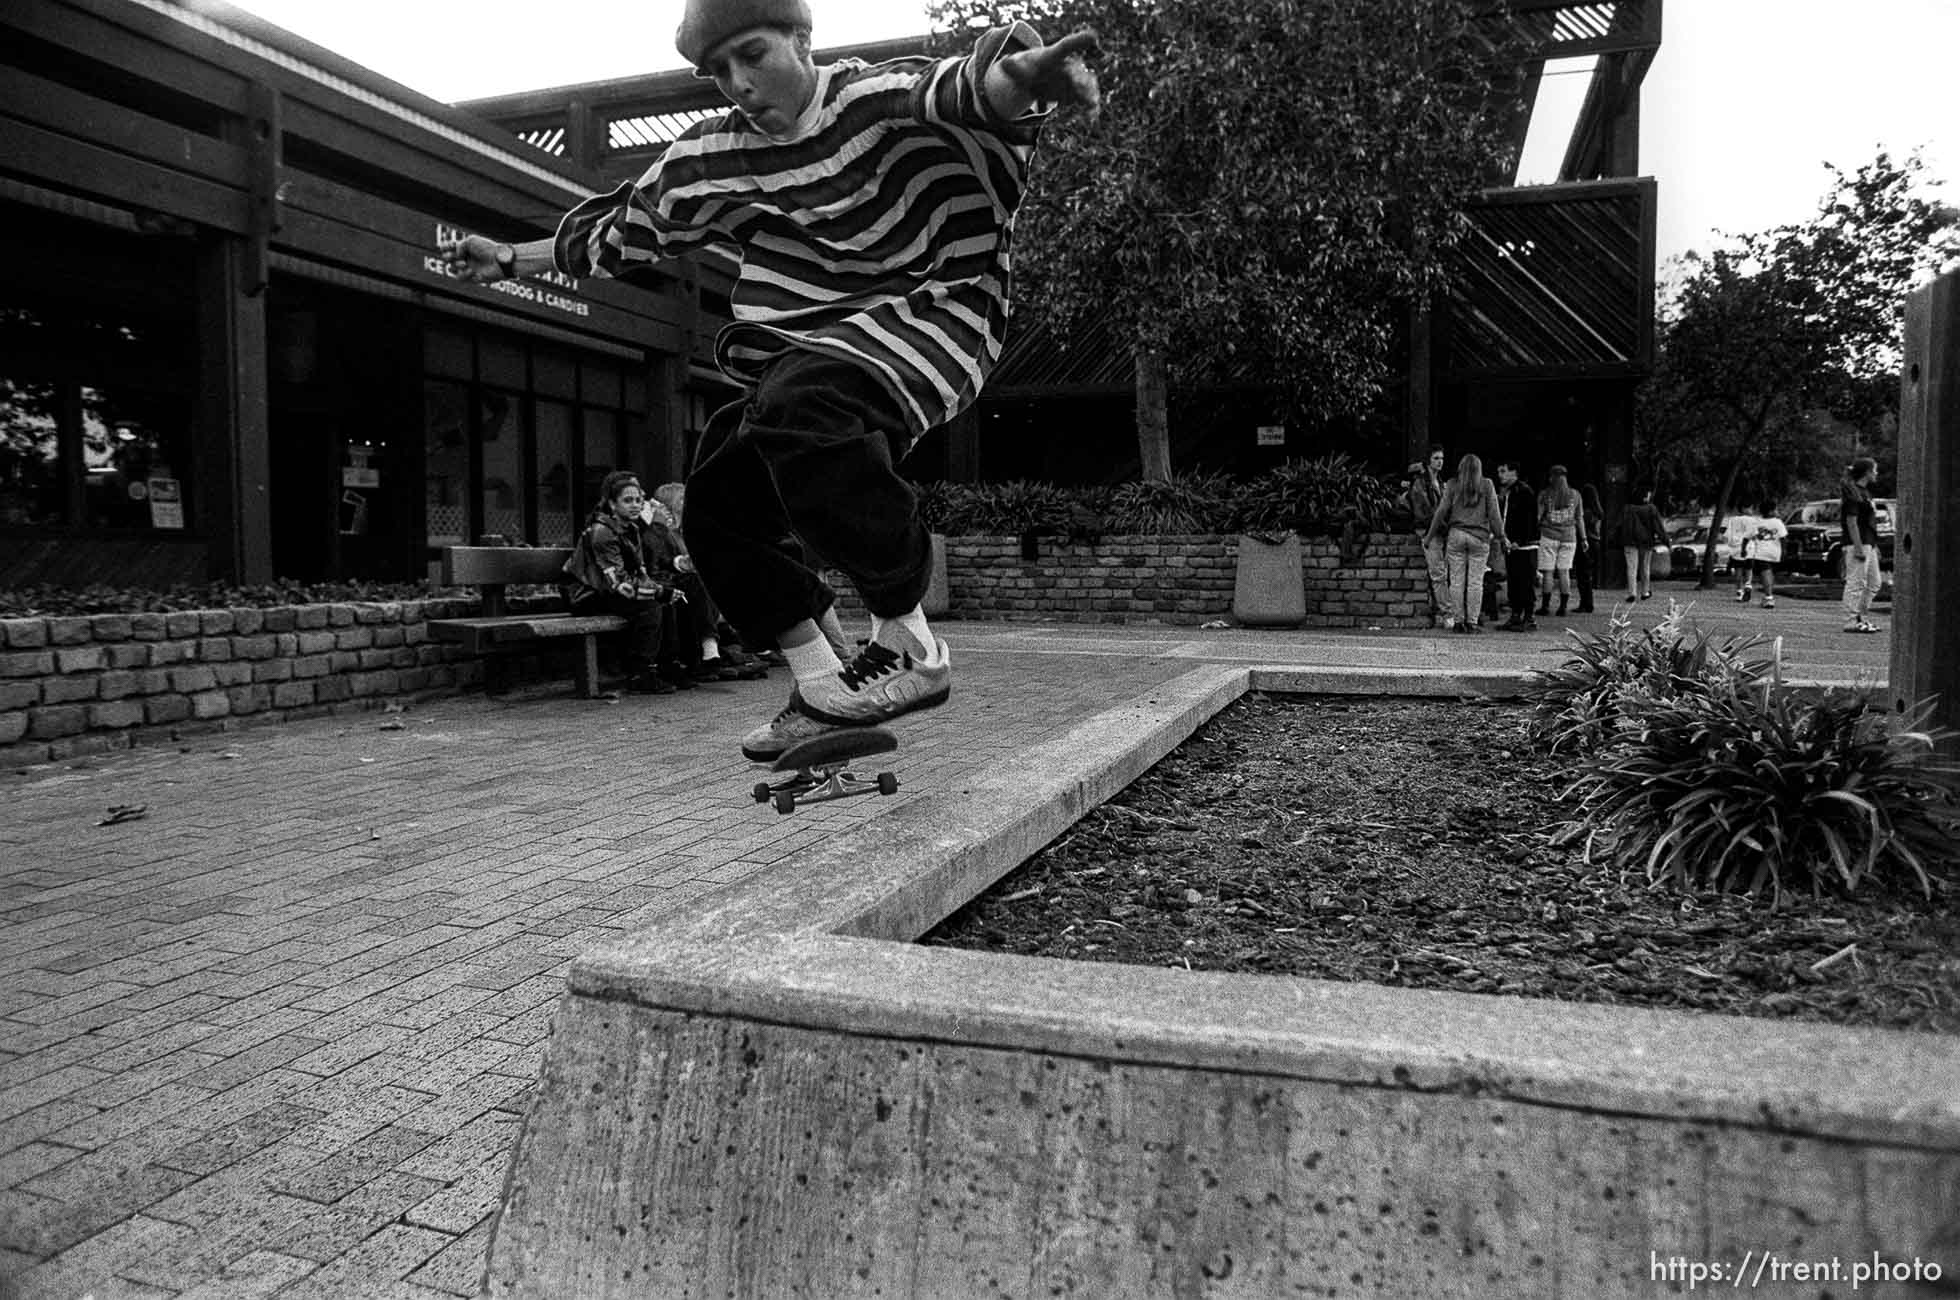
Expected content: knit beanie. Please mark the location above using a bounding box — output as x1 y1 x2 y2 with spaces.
676 0 814 69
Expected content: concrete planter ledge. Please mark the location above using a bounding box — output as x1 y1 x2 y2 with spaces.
487 665 1960 1299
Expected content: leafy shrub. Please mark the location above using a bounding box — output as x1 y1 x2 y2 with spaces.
1524 602 1774 754
964 480 1079 535
911 479 965 535
1101 472 1234 534
0 580 454 618
908 468 1411 540
1233 454 1403 537
1552 686 1960 903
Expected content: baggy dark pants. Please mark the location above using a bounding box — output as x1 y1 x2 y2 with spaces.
1506 547 1540 622
682 350 932 650
568 590 663 674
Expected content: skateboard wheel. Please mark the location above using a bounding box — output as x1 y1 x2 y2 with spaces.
774 792 796 815
753 783 772 803
876 772 898 796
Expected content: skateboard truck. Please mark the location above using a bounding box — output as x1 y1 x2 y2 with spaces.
753 726 900 815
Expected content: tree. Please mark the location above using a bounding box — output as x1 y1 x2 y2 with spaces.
930 0 1523 479
1638 151 1958 583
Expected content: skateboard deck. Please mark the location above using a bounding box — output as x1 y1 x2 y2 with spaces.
753 727 900 815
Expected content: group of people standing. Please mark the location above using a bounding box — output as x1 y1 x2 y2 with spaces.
1405 449 1892 637
1406 448 1609 634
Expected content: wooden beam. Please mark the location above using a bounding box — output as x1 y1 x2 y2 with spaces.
1444 361 1648 383
55 0 597 197
0 69 250 186
0 117 250 233
1471 176 1649 207
1 0 252 112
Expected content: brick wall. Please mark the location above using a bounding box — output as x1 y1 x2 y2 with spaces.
0 599 489 765
826 532 1430 628
2 536 1430 763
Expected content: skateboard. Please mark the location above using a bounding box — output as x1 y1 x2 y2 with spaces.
753 727 900 815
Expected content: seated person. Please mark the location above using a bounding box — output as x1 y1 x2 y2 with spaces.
651 482 768 681
561 471 687 694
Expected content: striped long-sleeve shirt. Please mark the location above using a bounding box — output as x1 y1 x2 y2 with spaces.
553 25 1049 437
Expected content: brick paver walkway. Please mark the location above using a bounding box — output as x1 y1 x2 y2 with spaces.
0 604 1888 1298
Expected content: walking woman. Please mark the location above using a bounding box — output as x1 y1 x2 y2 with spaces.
1840 458 1884 633
1535 465 1585 617
1618 485 1665 602
1426 453 1506 634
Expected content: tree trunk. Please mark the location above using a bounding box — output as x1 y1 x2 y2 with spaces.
1701 447 1749 588
1135 347 1171 483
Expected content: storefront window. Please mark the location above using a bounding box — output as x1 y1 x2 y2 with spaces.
80 386 192 532
536 399 574 545
418 325 651 553
0 377 62 527
582 407 622 508
479 389 525 543
0 279 193 536
424 380 470 552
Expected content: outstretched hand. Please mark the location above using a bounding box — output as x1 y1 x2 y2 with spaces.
437 233 509 284
992 28 1102 122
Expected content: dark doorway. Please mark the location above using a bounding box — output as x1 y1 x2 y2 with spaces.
267 279 422 581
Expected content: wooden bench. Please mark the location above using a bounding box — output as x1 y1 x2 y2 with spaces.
430 546 624 698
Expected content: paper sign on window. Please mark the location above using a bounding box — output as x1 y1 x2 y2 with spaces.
147 477 184 530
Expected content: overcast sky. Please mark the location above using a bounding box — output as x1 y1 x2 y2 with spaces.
217 0 1955 271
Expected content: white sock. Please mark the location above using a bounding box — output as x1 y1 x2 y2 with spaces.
783 636 843 686
817 605 852 660
700 636 720 662
873 607 937 662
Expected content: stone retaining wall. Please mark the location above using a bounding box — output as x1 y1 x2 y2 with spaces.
825 531 1430 627
0 600 491 766
487 665 1960 1298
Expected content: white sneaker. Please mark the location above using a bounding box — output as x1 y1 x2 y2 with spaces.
740 690 846 762
796 637 952 726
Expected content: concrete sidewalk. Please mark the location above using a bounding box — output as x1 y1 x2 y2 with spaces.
0 598 1891 1298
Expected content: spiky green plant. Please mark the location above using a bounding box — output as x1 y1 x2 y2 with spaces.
1524 601 1775 754
1232 454 1402 537
1552 685 1960 902
1102 472 1233 534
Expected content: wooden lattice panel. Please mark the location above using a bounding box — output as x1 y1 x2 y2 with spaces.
1447 184 1650 375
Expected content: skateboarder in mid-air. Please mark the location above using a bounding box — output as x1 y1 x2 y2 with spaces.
442 0 1102 760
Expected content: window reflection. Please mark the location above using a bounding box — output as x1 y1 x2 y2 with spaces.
81 386 191 531
424 381 470 552
413 335 644 554
479 389 525 544
1 280 195 535
536 399 574 546
0 377 61 526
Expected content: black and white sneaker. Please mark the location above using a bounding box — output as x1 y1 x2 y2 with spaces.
796 637 952 726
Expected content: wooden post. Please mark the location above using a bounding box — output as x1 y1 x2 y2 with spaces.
1892 268 1960 753
194 230 273 584
1405 304 1433 469
944 404 981 482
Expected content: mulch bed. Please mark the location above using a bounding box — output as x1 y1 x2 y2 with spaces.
923 695 1960 1034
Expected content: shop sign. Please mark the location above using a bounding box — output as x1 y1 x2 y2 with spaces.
342 444 380 489
425 222 591 319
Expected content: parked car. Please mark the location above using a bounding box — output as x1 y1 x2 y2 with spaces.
1780 498 1896 576
1668 524 1739 578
